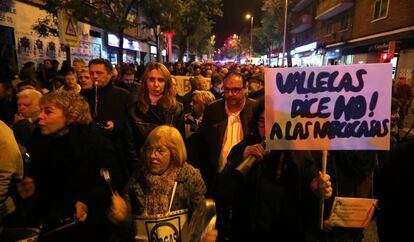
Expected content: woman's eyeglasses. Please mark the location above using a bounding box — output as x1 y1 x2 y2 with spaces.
145 146 168 155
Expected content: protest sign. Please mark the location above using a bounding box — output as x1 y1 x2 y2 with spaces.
134 209 188 242
328 197 377 228
173 76 211 96
265 63 392 150
173 76 192 96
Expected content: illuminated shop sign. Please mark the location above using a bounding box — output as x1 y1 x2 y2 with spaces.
107 33 140 51
294 42 317 54
150 45 157 54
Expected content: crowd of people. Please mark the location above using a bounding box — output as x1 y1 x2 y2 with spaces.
0 58 413 242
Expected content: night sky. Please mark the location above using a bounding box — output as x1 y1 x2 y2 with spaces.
212 0 263 48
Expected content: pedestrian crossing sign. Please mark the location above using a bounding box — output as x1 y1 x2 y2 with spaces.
65 19 77 37
58 10 79 47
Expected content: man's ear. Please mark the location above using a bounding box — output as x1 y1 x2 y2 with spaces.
243 85 249 95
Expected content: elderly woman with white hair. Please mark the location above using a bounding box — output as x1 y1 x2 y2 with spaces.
108 125 216 242
13 89 42 124
12 89 42 148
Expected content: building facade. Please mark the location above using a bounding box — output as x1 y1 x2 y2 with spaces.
290 0 414 85
0 0 153 74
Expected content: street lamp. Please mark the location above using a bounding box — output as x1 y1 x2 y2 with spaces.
156 25 161 62
209 35 216 59
282 0 288 67
245 14 253 60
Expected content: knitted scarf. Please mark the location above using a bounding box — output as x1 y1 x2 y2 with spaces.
145 166 180 215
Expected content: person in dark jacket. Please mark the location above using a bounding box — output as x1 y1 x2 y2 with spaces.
247 75 264 101
16 90 121 242
0 81 17 126
115 66 140 103
217 100 332 241
209 73 224 101
196 72 257 195
130 62 185 152
377 138 414 242
82 58 139 187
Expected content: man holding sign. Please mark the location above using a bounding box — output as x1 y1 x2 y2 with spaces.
217 100 333 241
264 63 392 151
264 63 392 240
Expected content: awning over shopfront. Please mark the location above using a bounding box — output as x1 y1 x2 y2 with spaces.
324 25 414 54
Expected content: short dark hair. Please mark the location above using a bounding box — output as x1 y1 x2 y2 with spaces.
88 58 113 73
0 80 13 89
247 75 264 85
17 80 38 90
211 72 224 84
23 62 35 68
51 75 65 86
120 66 136 76
224 71 247 86
189 77 199 91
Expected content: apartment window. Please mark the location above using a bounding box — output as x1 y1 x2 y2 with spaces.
373 0 389 20
325 21 332 35
340 15 349 30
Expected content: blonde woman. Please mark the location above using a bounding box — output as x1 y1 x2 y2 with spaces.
16 90 119 242
108 125 215 241
131 62 185 150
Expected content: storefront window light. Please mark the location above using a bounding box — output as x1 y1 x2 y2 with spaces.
294 42 317 53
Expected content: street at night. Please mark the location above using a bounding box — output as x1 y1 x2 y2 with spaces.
1 0 414 241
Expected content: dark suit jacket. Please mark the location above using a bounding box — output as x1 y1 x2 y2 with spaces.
81 82 138 187
195 98 257 196
209 87 223 101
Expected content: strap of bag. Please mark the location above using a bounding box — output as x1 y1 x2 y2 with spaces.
168 182 178 212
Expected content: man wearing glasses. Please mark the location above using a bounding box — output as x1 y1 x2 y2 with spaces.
195 72 257 241
196 72 257 194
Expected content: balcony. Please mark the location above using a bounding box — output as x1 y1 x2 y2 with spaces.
315 0 354 20
292 0 316 13
290 14 313 34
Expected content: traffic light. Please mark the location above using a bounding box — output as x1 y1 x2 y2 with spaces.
380 52 392 63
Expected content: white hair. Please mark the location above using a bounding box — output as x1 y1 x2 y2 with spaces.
17 89 43 104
